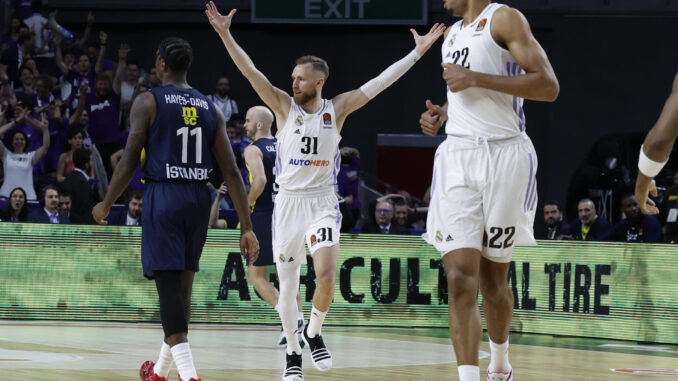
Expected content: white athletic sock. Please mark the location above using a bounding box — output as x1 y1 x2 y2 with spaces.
458 365 480 381
276 262 302 355
154 341 173 378
298 311 304 322
170 342 198 380
307 305 327 337
489 338 511 371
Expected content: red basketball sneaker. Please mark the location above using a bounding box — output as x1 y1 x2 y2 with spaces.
140 361 168 381
487 368 513 381
178 376 201 381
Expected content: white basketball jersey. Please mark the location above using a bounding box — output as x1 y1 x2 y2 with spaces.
442 3 526 140
275 98 342 191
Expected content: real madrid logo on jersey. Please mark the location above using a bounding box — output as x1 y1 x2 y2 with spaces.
295 115 304 126
448 34 456 47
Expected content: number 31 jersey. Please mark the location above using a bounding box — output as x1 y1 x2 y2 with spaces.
144 85 217 182
443 3 526 140
275 98 341 192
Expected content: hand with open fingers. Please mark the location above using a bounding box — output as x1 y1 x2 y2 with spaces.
92 202 111 225
240 230 260 265
205 1 236 36
420 99 444 136
411 23 447 57
442 63 475 92
635 178 659 215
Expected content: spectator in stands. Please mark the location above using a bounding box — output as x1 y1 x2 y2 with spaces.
44 97 69 175
10 1 34 21
32 74 56 108
538 200 571 240
23 2 50 58
570 198 612 241
0 30 36 87
28 184 70 224
119 60 140 106
393 200 412 231
84 43 126 178
147 66 161 88
56 127 90 182
207 76 238 122
60 147 98 224
0 187 28 222
362 200 408 235
14 64 35 94
604 194 662 243
57 191 81 224
208 183 236 228
1 16 25 52
2 92 46 153
56 32 106 110
338 146 361 221
0 96 49 200
107 191 142 226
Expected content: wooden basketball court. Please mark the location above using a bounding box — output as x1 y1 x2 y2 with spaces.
2 320 676 380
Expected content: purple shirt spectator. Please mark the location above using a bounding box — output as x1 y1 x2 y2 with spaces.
84 90 121 145
45 117 69 172
65 69 95 109
338 156 361 209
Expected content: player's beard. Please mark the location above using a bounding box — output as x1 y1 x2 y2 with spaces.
293 88 317 106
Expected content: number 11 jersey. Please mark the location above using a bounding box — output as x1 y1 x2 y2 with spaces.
144 85 217 182
274 98 341 192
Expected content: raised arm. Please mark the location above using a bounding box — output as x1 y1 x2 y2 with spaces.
212 107 259 263
208 183 227 229
31 113 51 164
443 7 559 101
78 12 95 52
332 23 446 131
92 92 152 223
205 2 290 118
243 145 266 207
113 43 128 95
95 31 107 73
69 84 90 126
635 73 678 215
54 36 69 76
0 115 18 157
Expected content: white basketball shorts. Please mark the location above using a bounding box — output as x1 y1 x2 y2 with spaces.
272 187 342 267
423 133 538 263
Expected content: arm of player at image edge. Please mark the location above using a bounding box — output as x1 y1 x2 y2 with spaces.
211 107 260 264
331 23 447 131
92 92 152 224
204 2 290 118
635 72 678 215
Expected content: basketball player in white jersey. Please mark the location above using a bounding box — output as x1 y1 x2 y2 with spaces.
205 2 444 380
635 73 678 215
419 1 559 381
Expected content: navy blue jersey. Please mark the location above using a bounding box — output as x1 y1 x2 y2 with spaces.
248 137 277 212
143 85 217 182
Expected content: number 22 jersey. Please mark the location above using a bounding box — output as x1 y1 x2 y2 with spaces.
274 98 341 192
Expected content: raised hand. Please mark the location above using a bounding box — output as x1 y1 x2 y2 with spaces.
635 175 659 215
99 31 107 45
411 23 446 56
205 1 236 36
420 100 445 136
87 11 94 25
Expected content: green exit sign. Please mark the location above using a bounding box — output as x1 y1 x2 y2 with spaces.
252 0 427 25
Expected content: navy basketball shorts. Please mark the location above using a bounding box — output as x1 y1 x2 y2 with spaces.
250 210 274 266
141 182 211 278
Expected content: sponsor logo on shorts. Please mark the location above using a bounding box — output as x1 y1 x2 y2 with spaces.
435 230 443 243
446 235 454 242
475 18 487 32
279 253 286 262
294 129 301 134
289 158 330 167
295 115 304 126
289 257 294 262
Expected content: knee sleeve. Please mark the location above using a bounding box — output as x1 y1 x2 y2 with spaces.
154 270 188 337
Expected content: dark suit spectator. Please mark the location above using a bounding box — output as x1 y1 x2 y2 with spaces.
571 198 612 241
58 191 81 224
393 200 412 231
603 195 662 243
28 184 70 224
0 187 28 222
60 148 98 224
538 200 571 240
362 200 408 235
107 192 143 226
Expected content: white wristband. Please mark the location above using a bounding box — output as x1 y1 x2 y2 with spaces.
638 144 668 178
360 50 421 99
